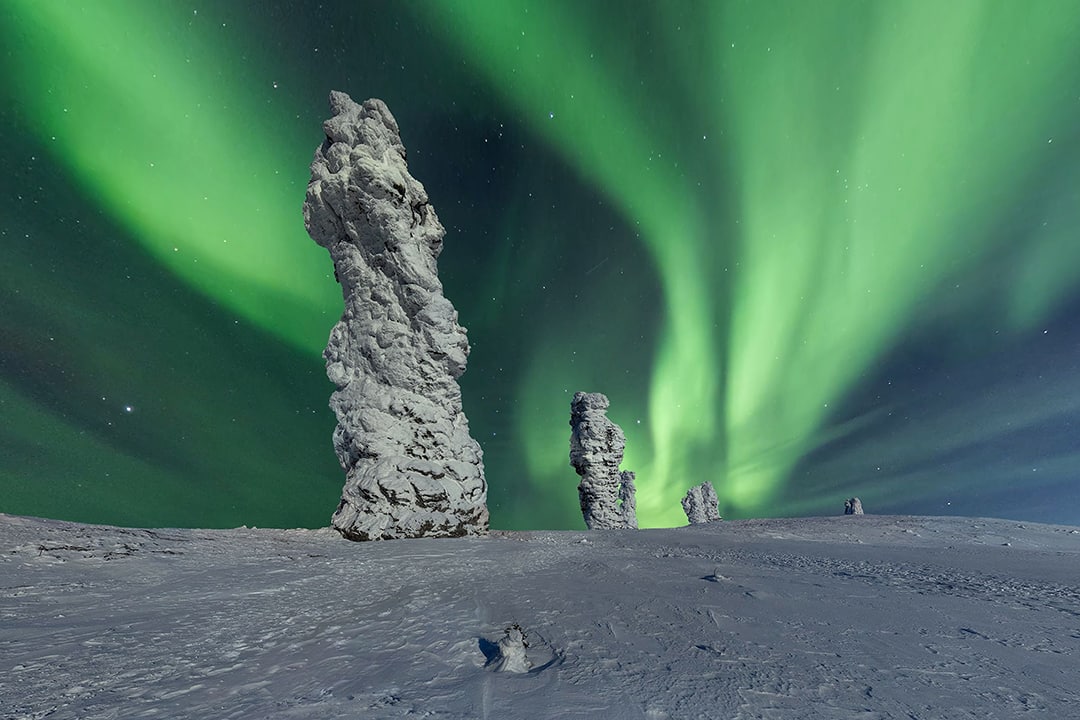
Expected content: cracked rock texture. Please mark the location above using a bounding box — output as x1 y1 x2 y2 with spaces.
845 497 864 515
681 482 721 525
489 625 531 674
618 471 638 530
303 92 488 541
569 392 636 529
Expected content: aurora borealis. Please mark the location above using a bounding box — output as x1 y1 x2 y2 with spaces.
2 1 1079 530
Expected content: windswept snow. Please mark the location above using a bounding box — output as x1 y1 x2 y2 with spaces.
2 513 1079 718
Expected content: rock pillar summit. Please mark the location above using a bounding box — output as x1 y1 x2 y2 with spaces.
681 482 721 525
569 392 637 529
303 92 488 540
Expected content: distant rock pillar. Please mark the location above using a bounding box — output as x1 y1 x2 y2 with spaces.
619 471 638 530
844 497 864 515
682 482 721 524
303 92 488 540
569 392 636 529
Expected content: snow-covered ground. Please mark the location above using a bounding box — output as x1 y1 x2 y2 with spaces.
2 513 1079 719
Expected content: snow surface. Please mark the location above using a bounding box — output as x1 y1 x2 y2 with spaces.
2 513 1079 719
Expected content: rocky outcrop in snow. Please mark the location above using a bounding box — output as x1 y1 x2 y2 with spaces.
303 92 488 541
489 625 531 674
845 497 864 515
681 482 721 525
569 392 636 529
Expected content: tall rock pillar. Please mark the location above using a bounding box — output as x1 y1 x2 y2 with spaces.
569 391 637 529
303 92 488 540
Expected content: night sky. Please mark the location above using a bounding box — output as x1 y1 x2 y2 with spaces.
2 1 1080 531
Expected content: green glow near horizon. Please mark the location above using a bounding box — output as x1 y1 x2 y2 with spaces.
718 0 1078 511
424 0 1080 525
417 1 725 525
4 0 1078 530
3 1 337 353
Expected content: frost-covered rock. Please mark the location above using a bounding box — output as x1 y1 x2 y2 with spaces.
705 565 728 582
845 497 864 515
303 92 488 541
619 471 638 530
489 625 531 674
681 482 721 525
569 392 636 529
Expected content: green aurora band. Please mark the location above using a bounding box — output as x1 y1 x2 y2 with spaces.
420 0 1080 525
4 0 337 353
3 1 1079 528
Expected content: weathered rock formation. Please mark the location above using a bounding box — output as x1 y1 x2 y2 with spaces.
618 471 638 530
569 392 637 529
488 625 531 674
303 92 488 541
681 481 721 525
844 497 864 515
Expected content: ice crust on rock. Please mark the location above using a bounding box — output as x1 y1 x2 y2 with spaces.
303 92 488 541
569 392 637 529
845 497 864 515
618 471 638 530
489 625 531 674
682 481 721 525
